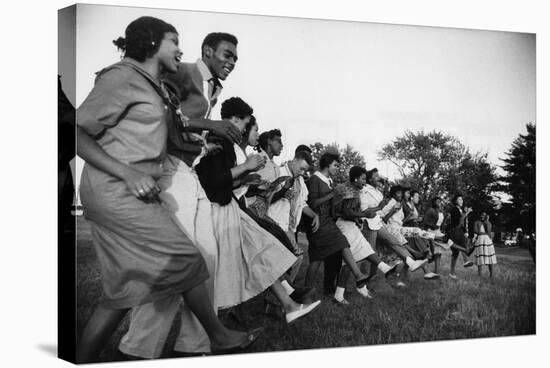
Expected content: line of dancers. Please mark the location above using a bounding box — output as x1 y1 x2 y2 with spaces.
74 16 497 362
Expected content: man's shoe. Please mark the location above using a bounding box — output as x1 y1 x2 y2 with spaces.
333 297 350 306
408 258 428 272
463 260 474 268
424 272 441 280
285 300 322 324
356 286 375 299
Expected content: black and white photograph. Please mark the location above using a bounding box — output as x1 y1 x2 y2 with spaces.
55 1 539 365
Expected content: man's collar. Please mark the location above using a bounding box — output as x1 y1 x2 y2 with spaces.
196 58 223 88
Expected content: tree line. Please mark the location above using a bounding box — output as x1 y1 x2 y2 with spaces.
308 123 535 234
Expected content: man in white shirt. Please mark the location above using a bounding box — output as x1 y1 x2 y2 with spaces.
360 169 428 287
267 150 320 278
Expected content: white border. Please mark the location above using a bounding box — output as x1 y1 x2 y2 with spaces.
3 1 546 367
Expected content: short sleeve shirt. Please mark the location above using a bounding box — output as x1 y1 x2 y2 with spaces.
77 60 168 170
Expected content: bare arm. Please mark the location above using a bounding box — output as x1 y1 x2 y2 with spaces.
230 154 265 179
186 118 242 144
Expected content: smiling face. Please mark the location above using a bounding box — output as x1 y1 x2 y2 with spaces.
353 173 367 189
204 40 238 80
403 190 411 202
412 192 420 205
368 171 379 187
157 32 182 74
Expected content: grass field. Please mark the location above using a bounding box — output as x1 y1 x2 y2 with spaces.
75 216 536 362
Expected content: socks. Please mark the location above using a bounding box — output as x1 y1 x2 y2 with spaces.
334 286 345 300
281 280 295 295
378 262 391 274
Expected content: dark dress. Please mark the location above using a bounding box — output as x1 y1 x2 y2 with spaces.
306 174 350 262
449 206 469 247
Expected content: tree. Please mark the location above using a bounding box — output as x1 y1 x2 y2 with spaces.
442 151 498 212
309 142 366 184
378 130 498 213
499 123 536 233
378 130 466 200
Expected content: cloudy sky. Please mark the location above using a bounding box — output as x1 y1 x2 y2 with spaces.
60 4 535 184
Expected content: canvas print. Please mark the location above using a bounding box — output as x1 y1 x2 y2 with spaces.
58 3 536 364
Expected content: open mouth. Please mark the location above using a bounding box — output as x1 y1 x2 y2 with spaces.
223 66 232 74
174 55 181 63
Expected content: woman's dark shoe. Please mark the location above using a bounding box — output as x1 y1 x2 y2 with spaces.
211 327 264 355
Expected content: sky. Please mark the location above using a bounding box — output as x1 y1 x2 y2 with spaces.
59 3 535 188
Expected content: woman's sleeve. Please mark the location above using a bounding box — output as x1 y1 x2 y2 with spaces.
307 176 321 203
77 67 134 137
403 203 412 218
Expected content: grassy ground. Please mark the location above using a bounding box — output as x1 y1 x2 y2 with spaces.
75 216 536 362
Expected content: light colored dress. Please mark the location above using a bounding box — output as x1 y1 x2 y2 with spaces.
78 60 208 309
474 223 497 265
203 143 297 309
381 199 409 245
334 183 374 263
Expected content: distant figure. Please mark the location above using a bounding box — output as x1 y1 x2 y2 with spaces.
473 212 497 280
516 229 536 264
448 194 475 279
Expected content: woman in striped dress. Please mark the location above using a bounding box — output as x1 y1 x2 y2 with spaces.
473 212 497 279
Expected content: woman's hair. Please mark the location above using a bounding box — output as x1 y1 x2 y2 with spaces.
220 97 253 120
113 16 177 62
349 166 367 183
366 168 378 182
452 193 464 206
242 115 258 143
389 185 403 198
319 152 340 170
